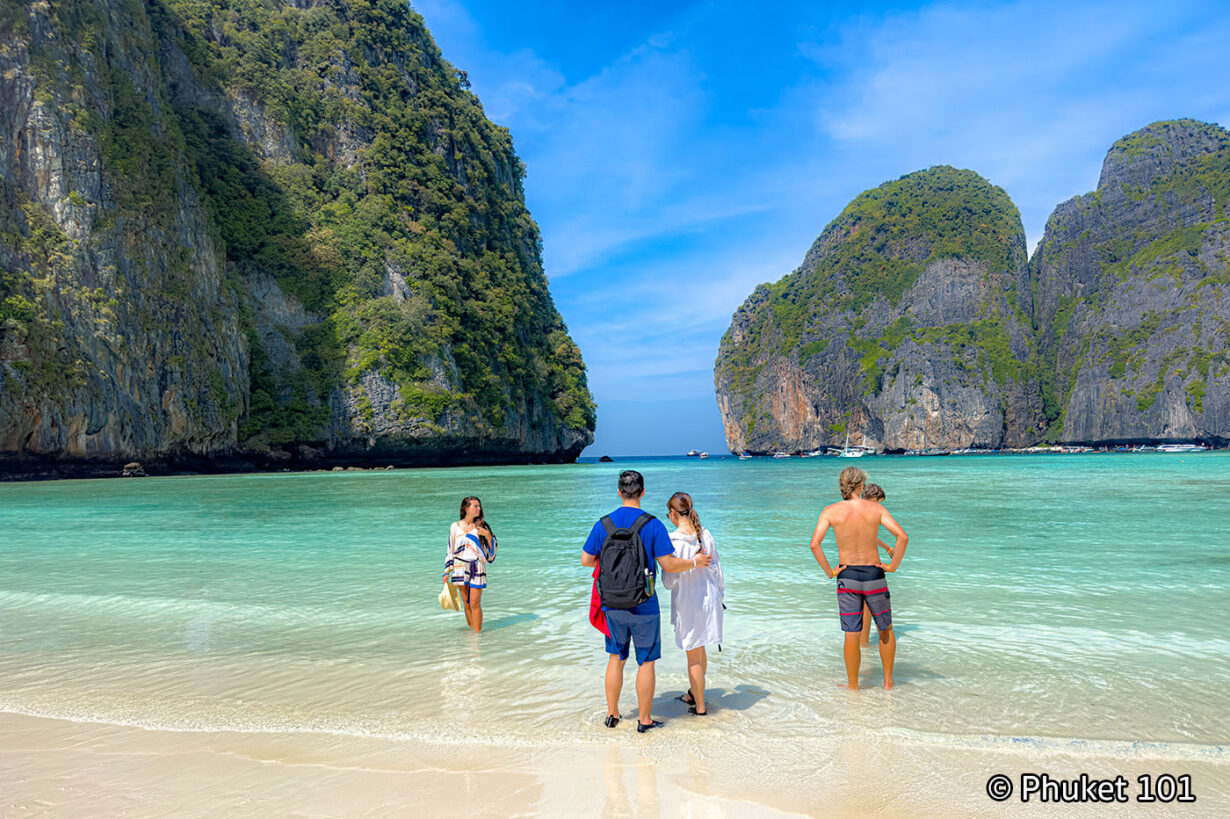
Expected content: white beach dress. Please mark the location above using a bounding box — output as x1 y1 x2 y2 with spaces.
662 528 725 651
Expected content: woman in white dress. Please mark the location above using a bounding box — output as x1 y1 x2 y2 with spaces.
444 496 497 632
662 491 724 715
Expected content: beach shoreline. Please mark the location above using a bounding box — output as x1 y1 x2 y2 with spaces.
3 711 1226 817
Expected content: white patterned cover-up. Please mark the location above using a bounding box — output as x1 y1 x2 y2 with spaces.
661 528 724 650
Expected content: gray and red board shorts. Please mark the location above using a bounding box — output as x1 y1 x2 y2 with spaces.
836 565 891 632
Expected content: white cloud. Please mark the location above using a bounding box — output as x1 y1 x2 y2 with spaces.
805 0 1230 251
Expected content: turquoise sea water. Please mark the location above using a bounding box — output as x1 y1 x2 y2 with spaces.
1 454 1228 769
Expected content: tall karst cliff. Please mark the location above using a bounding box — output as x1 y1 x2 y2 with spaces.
1031 119 1230 444
714 167 1043 453
717 120 1230 453
0 0 594 476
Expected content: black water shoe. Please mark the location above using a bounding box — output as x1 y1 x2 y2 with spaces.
604 714 620 728
636 719 663 733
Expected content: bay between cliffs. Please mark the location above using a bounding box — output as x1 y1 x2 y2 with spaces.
1 456 1227 816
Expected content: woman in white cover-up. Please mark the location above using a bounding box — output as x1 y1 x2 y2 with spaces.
662 491 724 716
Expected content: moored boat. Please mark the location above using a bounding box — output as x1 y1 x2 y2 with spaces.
836 431 869 458
1156 442 1208 453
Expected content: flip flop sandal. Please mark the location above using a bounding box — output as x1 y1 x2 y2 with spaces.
677 689 696 706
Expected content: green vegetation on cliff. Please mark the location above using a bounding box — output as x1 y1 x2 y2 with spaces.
2 0 594 458
1035 119 1230 439
778 166 1021 329
715 166 1029 405
160 0 594 443
0 181 87 397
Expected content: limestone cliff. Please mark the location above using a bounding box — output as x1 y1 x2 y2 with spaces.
1030 119 1230 445
714 167 1043 453
717 121 1230 453
0 0 594 477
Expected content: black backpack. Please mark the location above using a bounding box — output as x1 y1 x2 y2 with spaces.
597 513 654 610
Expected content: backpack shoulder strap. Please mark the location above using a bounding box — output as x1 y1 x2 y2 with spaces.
600 515 616 535
630 512 654 534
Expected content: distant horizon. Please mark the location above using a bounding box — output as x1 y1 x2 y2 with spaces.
415 0 1230 458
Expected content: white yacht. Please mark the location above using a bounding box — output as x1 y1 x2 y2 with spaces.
772 451 792 459
836 431 866 458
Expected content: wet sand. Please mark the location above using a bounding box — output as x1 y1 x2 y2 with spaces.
4 712 1226 817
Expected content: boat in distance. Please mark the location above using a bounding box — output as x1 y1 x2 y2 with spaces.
836 431 873 458
1156 443 1208 453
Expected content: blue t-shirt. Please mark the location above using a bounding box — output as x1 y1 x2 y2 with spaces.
583 506 675 616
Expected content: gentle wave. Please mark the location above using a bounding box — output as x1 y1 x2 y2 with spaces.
2 701 1225 764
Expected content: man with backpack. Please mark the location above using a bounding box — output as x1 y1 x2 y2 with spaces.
581 470 712 732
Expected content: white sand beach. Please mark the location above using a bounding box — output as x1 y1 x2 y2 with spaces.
4 711 1226 817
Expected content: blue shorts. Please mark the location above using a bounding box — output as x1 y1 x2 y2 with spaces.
603 609 661 665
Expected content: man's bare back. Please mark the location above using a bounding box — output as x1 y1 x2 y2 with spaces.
808 496 907 577
821 497 888 566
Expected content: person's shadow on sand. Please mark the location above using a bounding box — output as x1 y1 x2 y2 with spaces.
654 684 770 715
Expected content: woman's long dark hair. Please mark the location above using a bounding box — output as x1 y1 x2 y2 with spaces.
461 497 495 546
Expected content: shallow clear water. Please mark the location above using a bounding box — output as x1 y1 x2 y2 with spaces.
1 454 1228 761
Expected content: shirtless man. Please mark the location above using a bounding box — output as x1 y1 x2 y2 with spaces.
808 467 908 690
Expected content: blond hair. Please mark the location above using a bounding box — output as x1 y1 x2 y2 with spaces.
839 467 866 500
667 491 703 538
862 483 885 501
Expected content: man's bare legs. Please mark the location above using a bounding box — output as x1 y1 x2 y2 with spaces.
842 628 895 690
859 603 871 646
840 632 861 689
605 654 658 723
879 626 895 690
605 654 625 718
635 660 656 725
685 647 707 712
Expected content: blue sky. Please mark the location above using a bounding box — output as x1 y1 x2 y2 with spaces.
412 0 1230 456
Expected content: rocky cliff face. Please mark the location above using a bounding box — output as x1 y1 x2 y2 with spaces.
717 121 1230 453
0 0 594 477
715 167 1043 453
0 0 247 469
1030 120 1230 445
